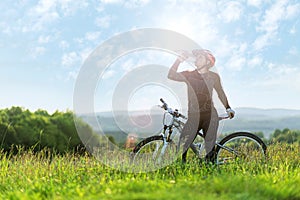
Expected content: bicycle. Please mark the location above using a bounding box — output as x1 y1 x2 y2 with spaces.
132 98 267 167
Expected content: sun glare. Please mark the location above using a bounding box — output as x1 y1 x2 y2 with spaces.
166 18 197 41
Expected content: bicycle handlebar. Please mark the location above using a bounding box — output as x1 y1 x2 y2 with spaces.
160 98 187 119
160 98 168 110
218 115 230 120
159 98 165 104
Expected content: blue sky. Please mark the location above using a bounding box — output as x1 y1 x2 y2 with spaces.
1 0 300 113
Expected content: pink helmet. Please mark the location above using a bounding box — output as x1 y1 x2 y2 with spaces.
192 49 215 67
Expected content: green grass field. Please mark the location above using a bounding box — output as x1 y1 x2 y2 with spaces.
0 144 299 200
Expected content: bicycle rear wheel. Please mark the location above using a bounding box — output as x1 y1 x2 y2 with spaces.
215 132 267 165
132 135 177 169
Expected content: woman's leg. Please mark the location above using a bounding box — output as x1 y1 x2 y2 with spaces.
179 113 200 163
202 110 219 156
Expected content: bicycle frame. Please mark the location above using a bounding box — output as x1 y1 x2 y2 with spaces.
157 98 230 160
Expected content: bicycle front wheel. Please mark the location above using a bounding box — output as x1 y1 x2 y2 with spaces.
215 132 267 165
132 135 177 169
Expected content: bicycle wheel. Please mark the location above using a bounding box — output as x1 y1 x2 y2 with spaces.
132 135 177 168
215 132 267 164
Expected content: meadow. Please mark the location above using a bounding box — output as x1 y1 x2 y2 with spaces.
0 144 299 200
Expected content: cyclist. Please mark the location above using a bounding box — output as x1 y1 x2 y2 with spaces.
168 49 235 163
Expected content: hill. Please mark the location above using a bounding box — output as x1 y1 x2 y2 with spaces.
221 107 300 137
79 107 300 142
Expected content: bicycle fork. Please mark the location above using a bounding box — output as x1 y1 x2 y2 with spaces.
155 126 173 164
156 139 169 164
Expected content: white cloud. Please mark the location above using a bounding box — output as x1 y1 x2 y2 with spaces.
252 32 273 51
66 70 79 81
259 62 300 91
285 3 300 19
248 55 263 67
216 39 249 71
61 47 92 68
234 27 245 36
85 31 101 41
1 25 12 35
288 46 298 56
100 0 150 8
102 70 116 79
61 52 79 68
33 0 56 15
238 42 248 54
100 0 122 3
60 48 92 81
256 1 286 33
121 58 136 72
124 0 150 8
226 55 246 71
239 67 300 109
289 24 297 35
23 11 59 32
20 0 90 32
79 48 93 63
214 37 236 59
253 1 300 51
247 0 262 7
217 1 243 23
38 35 51 44
266 62 299 78
30 46 46 58
59 40 70 50
21 0 59 32
58 0 89 16
95 15 113 28
214 37 249 67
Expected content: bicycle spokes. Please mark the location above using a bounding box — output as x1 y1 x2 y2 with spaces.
216 134 266 164
133 139 177 167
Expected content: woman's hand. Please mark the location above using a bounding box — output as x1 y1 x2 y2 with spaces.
177 51 190 62
226 108 235 119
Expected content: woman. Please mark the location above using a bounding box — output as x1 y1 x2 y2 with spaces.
168 49 235 163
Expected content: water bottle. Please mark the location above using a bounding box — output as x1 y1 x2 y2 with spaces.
175 50 196 64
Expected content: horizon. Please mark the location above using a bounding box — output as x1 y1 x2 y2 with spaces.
79 106 300 116
3 104 300 114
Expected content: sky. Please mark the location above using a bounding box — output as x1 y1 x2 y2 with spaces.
1 0 300 113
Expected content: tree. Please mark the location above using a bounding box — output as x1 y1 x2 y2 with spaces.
0 107 95 154
269 128 300 144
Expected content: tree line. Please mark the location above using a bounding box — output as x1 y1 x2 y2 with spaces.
0 107 94 154
0 107 299 155
268 128 300 144
220 128 300 145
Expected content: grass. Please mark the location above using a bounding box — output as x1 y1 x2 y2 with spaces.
0 144 299 200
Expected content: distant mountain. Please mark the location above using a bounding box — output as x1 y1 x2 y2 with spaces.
232 107 300 119
222 107 300 137
79 107 300 142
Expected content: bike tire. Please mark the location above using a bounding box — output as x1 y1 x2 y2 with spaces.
132 135 177 167
215 132 267 165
